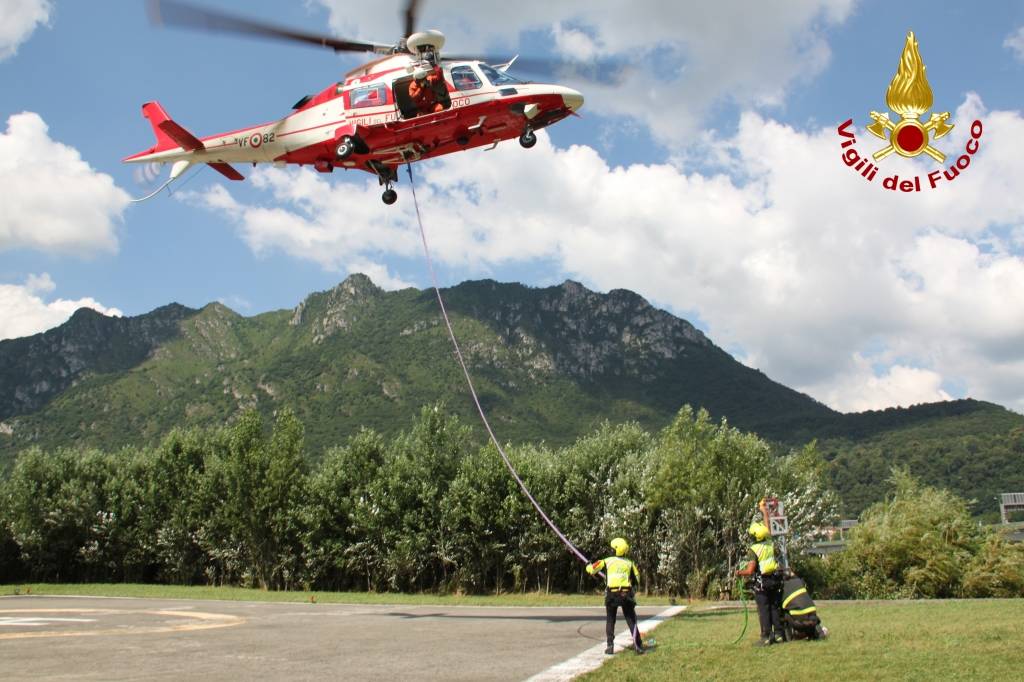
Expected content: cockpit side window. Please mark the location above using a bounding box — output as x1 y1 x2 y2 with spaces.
478 64 523 87
450 65 483 91
349 83 388 108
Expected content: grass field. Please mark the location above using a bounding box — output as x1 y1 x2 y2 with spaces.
585 599 1024 681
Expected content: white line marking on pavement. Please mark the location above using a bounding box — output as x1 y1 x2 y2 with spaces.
525 605 686 682
0 617 97 626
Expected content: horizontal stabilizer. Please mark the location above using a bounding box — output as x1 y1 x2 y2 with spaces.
208 162 244 181
158 119 204 151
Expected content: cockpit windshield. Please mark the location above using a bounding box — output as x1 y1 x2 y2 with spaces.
478 64 524 87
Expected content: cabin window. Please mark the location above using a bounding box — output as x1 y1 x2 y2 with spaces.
478 64 523 87
349 84 387 109
450 65 482 91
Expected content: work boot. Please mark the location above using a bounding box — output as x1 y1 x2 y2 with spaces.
604 645 614 655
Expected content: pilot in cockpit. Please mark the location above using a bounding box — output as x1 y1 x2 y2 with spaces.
452 68 479 91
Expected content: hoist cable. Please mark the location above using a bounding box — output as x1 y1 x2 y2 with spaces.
405 163 591 567
406 163 644 652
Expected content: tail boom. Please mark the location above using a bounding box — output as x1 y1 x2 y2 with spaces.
124 101 244 181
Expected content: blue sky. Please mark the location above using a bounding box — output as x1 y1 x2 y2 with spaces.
2 0 1023 414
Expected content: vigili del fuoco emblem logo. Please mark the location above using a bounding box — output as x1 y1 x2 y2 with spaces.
837 31 983 192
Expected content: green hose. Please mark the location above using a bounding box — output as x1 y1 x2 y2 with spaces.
731 578 749 645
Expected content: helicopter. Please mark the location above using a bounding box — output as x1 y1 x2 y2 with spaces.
123 0 585 204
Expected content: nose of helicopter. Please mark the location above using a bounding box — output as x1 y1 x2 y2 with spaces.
562 89 584 112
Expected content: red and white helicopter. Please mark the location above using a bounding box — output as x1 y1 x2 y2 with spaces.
124 0 584 204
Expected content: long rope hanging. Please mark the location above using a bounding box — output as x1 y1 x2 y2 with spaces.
405 163 593 568
408 163 650 651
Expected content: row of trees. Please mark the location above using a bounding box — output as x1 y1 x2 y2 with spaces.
4 404 1020 598
0 404 835 595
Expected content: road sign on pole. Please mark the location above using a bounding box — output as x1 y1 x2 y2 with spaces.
765 497 790 572
766 497 789 536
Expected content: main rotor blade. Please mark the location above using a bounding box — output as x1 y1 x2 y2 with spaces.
442 54 551 72
442 54 630 85
404 0 420 39
147 0 393 54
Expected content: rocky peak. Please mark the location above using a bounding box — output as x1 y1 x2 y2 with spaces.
338 273 383 298
540 279 707 340
534 281 711 378
290 273 384 343
201 301 234 315
446 278 711 380
0 303 196 421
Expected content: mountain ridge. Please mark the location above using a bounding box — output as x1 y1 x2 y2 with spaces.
2 274 1021 515
0 274 834 449
0 302 197 422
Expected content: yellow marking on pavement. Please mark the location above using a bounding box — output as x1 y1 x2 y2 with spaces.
0 608 244 640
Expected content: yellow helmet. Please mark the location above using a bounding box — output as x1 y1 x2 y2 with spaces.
748 522 770 541
610 537 629 556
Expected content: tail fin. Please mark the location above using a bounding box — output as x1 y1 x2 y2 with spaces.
124 101 204 161
142 102 182 152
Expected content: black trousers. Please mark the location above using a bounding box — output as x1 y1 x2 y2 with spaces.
753 574 783 639
605 589 643 649
787 614 822 640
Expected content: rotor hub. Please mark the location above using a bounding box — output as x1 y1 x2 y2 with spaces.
406 30 445 57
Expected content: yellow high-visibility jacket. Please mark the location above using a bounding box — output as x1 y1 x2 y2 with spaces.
587 556 640 589
750 540 779 576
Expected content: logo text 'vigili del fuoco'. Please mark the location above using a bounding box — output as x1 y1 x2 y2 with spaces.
838 31 983 193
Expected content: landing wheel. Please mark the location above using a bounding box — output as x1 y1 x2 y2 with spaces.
336 136 355 160
519 128 537 148
382 188 398 205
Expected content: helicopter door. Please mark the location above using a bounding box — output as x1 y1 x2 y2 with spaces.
393 69 452 120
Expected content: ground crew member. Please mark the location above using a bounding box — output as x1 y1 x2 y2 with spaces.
736 499 784 646
587 537 644 655
781 573 828 640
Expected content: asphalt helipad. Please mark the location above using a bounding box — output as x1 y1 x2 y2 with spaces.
0 595 671 680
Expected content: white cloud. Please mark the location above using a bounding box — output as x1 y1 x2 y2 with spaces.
315 0 857 146
804 356 952 413
182 172 418 289
550 22 602 63
191 94 1024 414
0 273 123 340
0 112 130 254
0 0 52 61
1005 26 1024 62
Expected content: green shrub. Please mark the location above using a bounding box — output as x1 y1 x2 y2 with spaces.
961 533 1024 597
